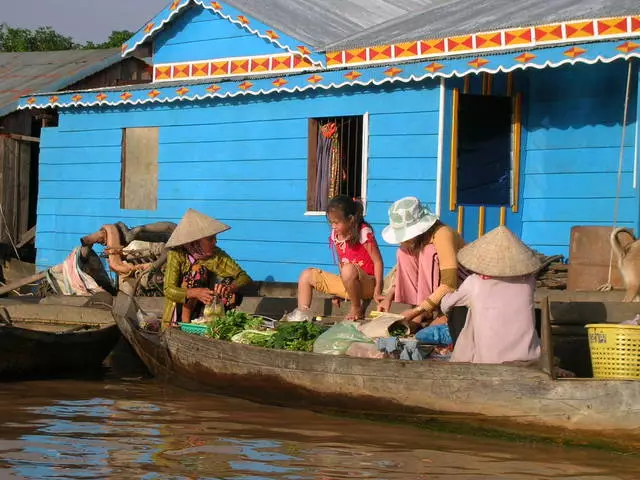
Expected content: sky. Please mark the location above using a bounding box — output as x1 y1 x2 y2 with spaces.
0 0 166 43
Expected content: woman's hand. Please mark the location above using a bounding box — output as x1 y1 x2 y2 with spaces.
401 307 422 323
214 282 236 298
187 288 215 304
376 293 392 312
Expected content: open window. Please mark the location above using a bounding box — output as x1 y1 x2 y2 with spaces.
456 94 512 206
121 127 158 210
307 115 367 212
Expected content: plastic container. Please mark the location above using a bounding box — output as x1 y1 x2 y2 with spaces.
178 322 208 336
586 323 640 379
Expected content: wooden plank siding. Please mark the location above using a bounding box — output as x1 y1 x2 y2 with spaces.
153 7 286 64
36 82 442 279
520 61 639 257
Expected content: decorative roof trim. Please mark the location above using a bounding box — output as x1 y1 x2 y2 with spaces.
20 40 639 111
121 0 322 66
153 52 319 82
326 15 640 68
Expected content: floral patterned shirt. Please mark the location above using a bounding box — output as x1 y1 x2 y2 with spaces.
330 224 377 276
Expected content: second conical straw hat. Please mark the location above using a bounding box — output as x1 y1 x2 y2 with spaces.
457 226 542 277
165 209 230 248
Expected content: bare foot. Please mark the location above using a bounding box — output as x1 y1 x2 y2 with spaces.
345 306 364 321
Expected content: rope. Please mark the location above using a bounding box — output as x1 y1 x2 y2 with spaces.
0 202 21 261
598 60 634 292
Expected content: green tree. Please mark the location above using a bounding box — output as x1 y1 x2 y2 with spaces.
0 24 77 52
84 30 134 49
0 24 133 52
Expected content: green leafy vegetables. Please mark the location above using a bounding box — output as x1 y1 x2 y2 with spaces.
263 321 328 352
203 310 327 352
389 323 408 337
206 310 263 340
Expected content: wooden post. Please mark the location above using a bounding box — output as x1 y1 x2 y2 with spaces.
540 296 556 379
0 271 46 296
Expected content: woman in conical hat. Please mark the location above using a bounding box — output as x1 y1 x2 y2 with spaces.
161 209 252 329
440 226 542 364
378 197 467 326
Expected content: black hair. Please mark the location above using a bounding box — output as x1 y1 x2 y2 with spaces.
326 195 369 246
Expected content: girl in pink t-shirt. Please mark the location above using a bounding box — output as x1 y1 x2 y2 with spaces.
292 195 383 321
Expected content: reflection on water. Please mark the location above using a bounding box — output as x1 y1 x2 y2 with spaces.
0 379 638 479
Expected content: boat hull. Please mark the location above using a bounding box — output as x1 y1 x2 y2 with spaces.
0 302 120 380
113 294 640 447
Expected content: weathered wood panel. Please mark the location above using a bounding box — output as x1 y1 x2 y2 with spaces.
121 127 159 211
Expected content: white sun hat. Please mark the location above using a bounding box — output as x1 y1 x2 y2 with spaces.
381 196 439 244
457 225 542 277
165 209 231 248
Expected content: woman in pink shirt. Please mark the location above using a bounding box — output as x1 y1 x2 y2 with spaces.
441 226 542 364
288 195 384 321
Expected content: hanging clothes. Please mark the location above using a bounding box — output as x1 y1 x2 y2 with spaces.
315 121 341 211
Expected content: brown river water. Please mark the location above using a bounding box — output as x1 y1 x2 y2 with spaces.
1 378 639 479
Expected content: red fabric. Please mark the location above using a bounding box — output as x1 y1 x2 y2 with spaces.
329 224 376 276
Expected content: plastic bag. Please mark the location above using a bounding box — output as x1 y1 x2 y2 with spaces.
313 321 373 355
415 324 453 345
345 342 386 359
358 313 410 338
230 329 276 346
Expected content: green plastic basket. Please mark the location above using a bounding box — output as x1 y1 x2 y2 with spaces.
178 322 208 336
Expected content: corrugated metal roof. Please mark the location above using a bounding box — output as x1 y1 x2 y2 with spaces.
0 48 124 118
222 0 438 48
324 0 640 50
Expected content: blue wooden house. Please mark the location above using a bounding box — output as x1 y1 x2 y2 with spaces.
19 0 640 282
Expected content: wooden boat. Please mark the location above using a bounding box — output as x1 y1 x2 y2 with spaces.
0 300 120 380
113 293 640 449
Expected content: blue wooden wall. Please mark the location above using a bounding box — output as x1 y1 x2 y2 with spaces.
36 82 442 280
154 6 287 64
521 61 638 257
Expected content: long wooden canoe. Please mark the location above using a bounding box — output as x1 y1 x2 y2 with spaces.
113 293 640 448
0 301 120 380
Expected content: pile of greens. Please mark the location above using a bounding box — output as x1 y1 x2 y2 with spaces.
206 310 263 341
263 321 328 352
201 310 328 352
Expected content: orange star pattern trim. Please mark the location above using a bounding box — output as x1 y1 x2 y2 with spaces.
468 58 489 68
206 85 221 93
265 30 280 40
237 15 249 25
297 46 311 55
176 87 189 96
49 95 59 103
384 67 402 76
424 62 444 73
96 93 108 101
272 78 287 87
617 41 639 53
144 22 155 33
307 75 323 84
170 0 181 10
26 97 36 104
564 46 586 58
210 1 222 10
345 71 362 80
515 52 536 63
71 94 83 102
238 81 253 90
120 92 132 101
148 90 161 98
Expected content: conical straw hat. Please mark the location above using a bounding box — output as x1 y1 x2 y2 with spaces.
165 209 230 248
457 226 542 277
